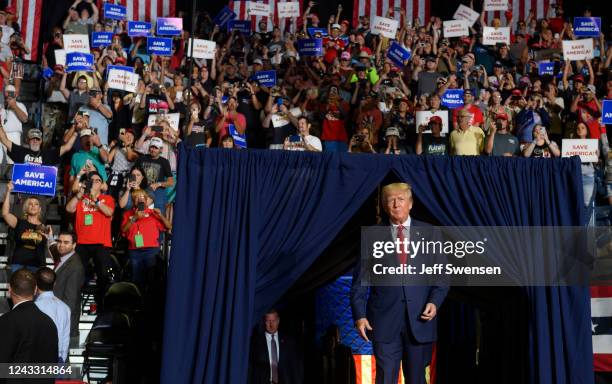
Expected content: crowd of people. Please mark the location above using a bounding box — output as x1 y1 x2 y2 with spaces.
0 0 609 370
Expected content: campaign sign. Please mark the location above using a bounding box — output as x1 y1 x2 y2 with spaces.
91 32 114 48
229 124 247 149
254 70 277 87
11 164 57 197
147 37 173 56
537 61 562 78
298 38 323 56
482 26 510 45
277 2 300 18
157 17 183 36
386 42 411 67
107 69 139 93
453 4 480 27
372 16 399 39
308 27 328 37
483 0 508 11
63 34 90 53
573 17 601 37
415 110 450 134
443 20 469 38
441 89 465 109
602 100 612 125
107 65 134 75
248 1 270 16
128 21 152 37
147 113 180 131
562 139 599 163
187 38 216 59
66 52 94 72
228 20 252 35
214 6 237 27
103 3 127 20
562 39 594 61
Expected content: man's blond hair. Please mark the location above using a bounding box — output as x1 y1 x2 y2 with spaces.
381 183 413 201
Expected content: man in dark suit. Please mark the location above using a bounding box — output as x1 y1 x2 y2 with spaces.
51 231 85 346
249 309 303 384
0 268 58 383
351 182 448 384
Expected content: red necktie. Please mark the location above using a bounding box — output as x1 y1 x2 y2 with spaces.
397 225 408 265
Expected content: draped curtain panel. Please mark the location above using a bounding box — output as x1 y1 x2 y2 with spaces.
161 146 593 384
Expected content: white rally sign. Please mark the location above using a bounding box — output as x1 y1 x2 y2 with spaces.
63 34 90 53
371 16 399 39
453 4 480 27
277 2 300 18
562 39 594 61
187 38 216 59
443 20 469 38
148 113 181 131
107 69 139 93
483 26 510 45
562 139 599 163
54 49 66 67
248 1 270 16
415 111 450 134
483 0 509 11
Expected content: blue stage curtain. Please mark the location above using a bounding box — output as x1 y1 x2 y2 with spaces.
161 147 593 384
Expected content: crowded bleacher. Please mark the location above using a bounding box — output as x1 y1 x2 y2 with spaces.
0 0 610 381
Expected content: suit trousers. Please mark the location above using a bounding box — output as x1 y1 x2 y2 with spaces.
373 312 433 384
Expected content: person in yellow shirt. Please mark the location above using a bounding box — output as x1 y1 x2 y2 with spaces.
449 109 485 155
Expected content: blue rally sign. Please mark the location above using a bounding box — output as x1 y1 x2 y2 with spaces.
66 52 94 72
386 41 411 67
573 17 601 37
11 164 57 196
214 6 237 27
441 89 465 109
106 64 134 78
254 70 277 87
229 124 247 149
228 20 251 35
602 100 612 125
92 32 114 48
298 39 323 57
147 37 173 56
103 3 127 20
307 27 328 37
128 21 152 37
157 17 183 36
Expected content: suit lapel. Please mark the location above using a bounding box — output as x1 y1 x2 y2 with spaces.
55 253 76 275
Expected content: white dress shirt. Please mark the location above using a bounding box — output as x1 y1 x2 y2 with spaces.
265 331 280 381
391 216 411 239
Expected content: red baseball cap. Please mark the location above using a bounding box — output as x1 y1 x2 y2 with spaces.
511 89 522 97
495 112 509 120
429 116 443 124
573 74 585 83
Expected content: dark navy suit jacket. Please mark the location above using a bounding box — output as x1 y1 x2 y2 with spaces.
350 219 449 343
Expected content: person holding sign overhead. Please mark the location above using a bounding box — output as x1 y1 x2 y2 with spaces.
2 181 50 274
0 84 28 166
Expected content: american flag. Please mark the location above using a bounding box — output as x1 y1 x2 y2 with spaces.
352 0 551 30
5 0 42 61
228 0 301 33
95 0 176 22
353 345 436 384
592 286 612 372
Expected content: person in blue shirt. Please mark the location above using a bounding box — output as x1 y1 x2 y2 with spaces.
35 267 71 363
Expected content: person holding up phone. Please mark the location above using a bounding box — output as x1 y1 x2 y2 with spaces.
0 85 28 165
283 116 322 152
121 189 171 293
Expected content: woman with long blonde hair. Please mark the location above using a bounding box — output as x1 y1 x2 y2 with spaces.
2 182 50 273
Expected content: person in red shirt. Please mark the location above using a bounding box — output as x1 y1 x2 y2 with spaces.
65 171 115 310
323 24 346 64
215 96 246 146
452 89 484 129
121 189 171 292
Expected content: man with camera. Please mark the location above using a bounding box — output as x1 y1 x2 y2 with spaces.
415 55 441 96
0 84 27 165
69 127 109 186
484 112 520 157
65 170 115 310
416 116 448 156
77 86 112 146
283 116 321 152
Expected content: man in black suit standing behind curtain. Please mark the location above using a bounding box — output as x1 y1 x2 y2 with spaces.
249 309 303 384
0 269 58 383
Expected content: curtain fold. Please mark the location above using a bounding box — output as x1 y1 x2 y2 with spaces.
161 146 593 384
